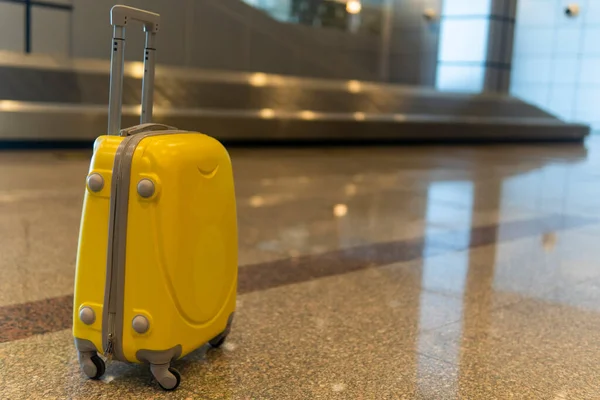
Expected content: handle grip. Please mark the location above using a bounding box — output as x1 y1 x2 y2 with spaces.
110 5 160 32
119 123 177 137
107 5 161 135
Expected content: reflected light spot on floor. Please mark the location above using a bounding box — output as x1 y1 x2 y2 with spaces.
334 204 348 217
345 183 357 196
250 195 264 207
223 342 237 351
542 232 557 251
332 383 347 392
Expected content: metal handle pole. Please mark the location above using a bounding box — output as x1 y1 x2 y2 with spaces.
141 30 156 124
108 26 126 135
107 5 160 134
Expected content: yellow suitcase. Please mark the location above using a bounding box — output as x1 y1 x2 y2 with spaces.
72 5 237 391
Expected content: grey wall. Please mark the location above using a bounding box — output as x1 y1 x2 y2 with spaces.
0 0 71 55
0 0 442 85
0 3 26 53
511 0 600 129
387 0 442 86
57 0 386 80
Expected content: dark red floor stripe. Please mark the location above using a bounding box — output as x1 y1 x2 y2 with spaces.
0 295 73 343
0 213 594 343
237 214 593 293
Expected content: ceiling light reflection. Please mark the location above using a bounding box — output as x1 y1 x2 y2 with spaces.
353 112 365 121
346 0 362 14
0 100 21 111
300 110 316 120
128 62 145 79
347 80 362 93
249 73 267 87
260 108 275 119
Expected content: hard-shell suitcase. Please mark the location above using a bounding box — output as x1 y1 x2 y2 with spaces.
72 5 238 391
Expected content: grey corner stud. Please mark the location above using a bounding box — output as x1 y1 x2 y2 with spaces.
79 306 96 325
132 315 150 334
87 173 104 192
137 178 155 198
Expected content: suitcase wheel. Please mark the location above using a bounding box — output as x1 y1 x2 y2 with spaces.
82 354 105 380
209 313 234 349
208 333 227 348
151 364 181 391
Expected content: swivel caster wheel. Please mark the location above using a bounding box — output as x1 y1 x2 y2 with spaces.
209 333 227 348
89 355 106 380
209 313 234 349
151 364 181 391
79 352 106 380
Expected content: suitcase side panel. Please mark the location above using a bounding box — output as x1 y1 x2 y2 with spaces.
121 133 238 361
73 135 123 352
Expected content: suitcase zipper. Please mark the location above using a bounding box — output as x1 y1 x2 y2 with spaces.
103 137 127 360
105 333 115 359
104 165 120 359
102 131 186 361
105 310 116 359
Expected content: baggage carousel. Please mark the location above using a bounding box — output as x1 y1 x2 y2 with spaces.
0 51 590 145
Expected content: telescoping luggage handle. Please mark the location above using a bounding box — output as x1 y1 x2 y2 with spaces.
107 5 160 136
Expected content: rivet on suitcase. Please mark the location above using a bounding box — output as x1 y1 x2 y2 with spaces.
72 5 238 391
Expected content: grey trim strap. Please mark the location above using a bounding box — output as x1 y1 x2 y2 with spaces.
119 123 177 137
136 345 182 365
103 132 151 362
102 129 192 363
102 135 130 361
74 337 98 352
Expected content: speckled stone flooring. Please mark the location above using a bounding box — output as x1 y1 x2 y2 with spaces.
2 137 600 399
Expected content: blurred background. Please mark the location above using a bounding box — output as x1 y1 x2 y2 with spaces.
0 0 592 144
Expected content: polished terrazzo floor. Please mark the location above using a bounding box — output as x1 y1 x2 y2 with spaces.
1 137 600 399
